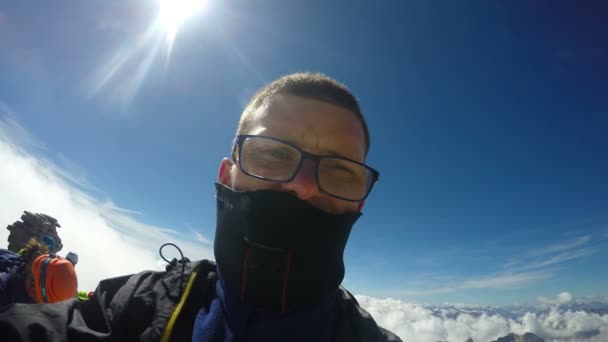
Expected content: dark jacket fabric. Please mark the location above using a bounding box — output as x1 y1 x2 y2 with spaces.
192 271 337 342
0 259 402 342
0 267 35 306
0 249 35 306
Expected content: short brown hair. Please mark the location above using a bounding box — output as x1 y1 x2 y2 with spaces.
19 238 50 264
238 72 370 155
19 238 50 296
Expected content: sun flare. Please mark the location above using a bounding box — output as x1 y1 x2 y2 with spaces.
157 0 206 46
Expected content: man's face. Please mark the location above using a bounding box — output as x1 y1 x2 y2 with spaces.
219 94 367 214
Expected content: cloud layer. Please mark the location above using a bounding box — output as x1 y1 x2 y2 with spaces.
359 293 608 342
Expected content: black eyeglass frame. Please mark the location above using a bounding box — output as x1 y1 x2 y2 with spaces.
232 134 380 201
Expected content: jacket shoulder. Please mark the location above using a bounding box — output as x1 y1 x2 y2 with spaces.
96 259 217 341
334 287 403 342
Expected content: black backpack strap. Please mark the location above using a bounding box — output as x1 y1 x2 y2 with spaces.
165 260 217 342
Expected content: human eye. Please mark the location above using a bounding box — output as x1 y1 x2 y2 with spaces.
260 147 295 161
322 159 364 181
331 163 356 176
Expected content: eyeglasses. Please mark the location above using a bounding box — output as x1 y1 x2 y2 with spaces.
233 135 379 201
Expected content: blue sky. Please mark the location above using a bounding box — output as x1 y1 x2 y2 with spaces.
0 0 607 307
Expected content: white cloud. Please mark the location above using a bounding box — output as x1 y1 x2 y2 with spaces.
395 269 557 297
357 295 511 342
0 103 46 151
538 292 575 308
185 223 211 244
505 236 597 274
357 294 608 342
396 287 457 297
541 236 591 254
557 292 574 304
0 114 213 291
54 153 102 194
396 233 599 297
460 269 556 289
507 247 597 274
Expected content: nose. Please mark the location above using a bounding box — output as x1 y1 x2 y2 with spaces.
280 159 319 201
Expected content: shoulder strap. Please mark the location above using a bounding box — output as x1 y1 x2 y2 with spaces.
163 260 217 342
39 256 54 303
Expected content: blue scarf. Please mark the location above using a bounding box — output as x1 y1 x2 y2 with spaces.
192 272 337 342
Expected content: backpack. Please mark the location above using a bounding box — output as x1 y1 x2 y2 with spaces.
0 249 23 273
0 249 30 306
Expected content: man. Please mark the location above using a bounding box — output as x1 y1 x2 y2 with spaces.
0 73 401 341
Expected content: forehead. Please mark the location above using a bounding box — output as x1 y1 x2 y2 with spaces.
245 94 367 161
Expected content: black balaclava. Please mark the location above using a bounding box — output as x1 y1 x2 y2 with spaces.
214 183 361 314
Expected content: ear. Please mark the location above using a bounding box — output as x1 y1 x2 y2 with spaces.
357 201 365 212
218 158 235 186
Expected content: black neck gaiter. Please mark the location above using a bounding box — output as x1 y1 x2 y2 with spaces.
213 183 361 314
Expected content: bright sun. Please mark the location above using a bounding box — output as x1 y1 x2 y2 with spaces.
157 0 206 45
